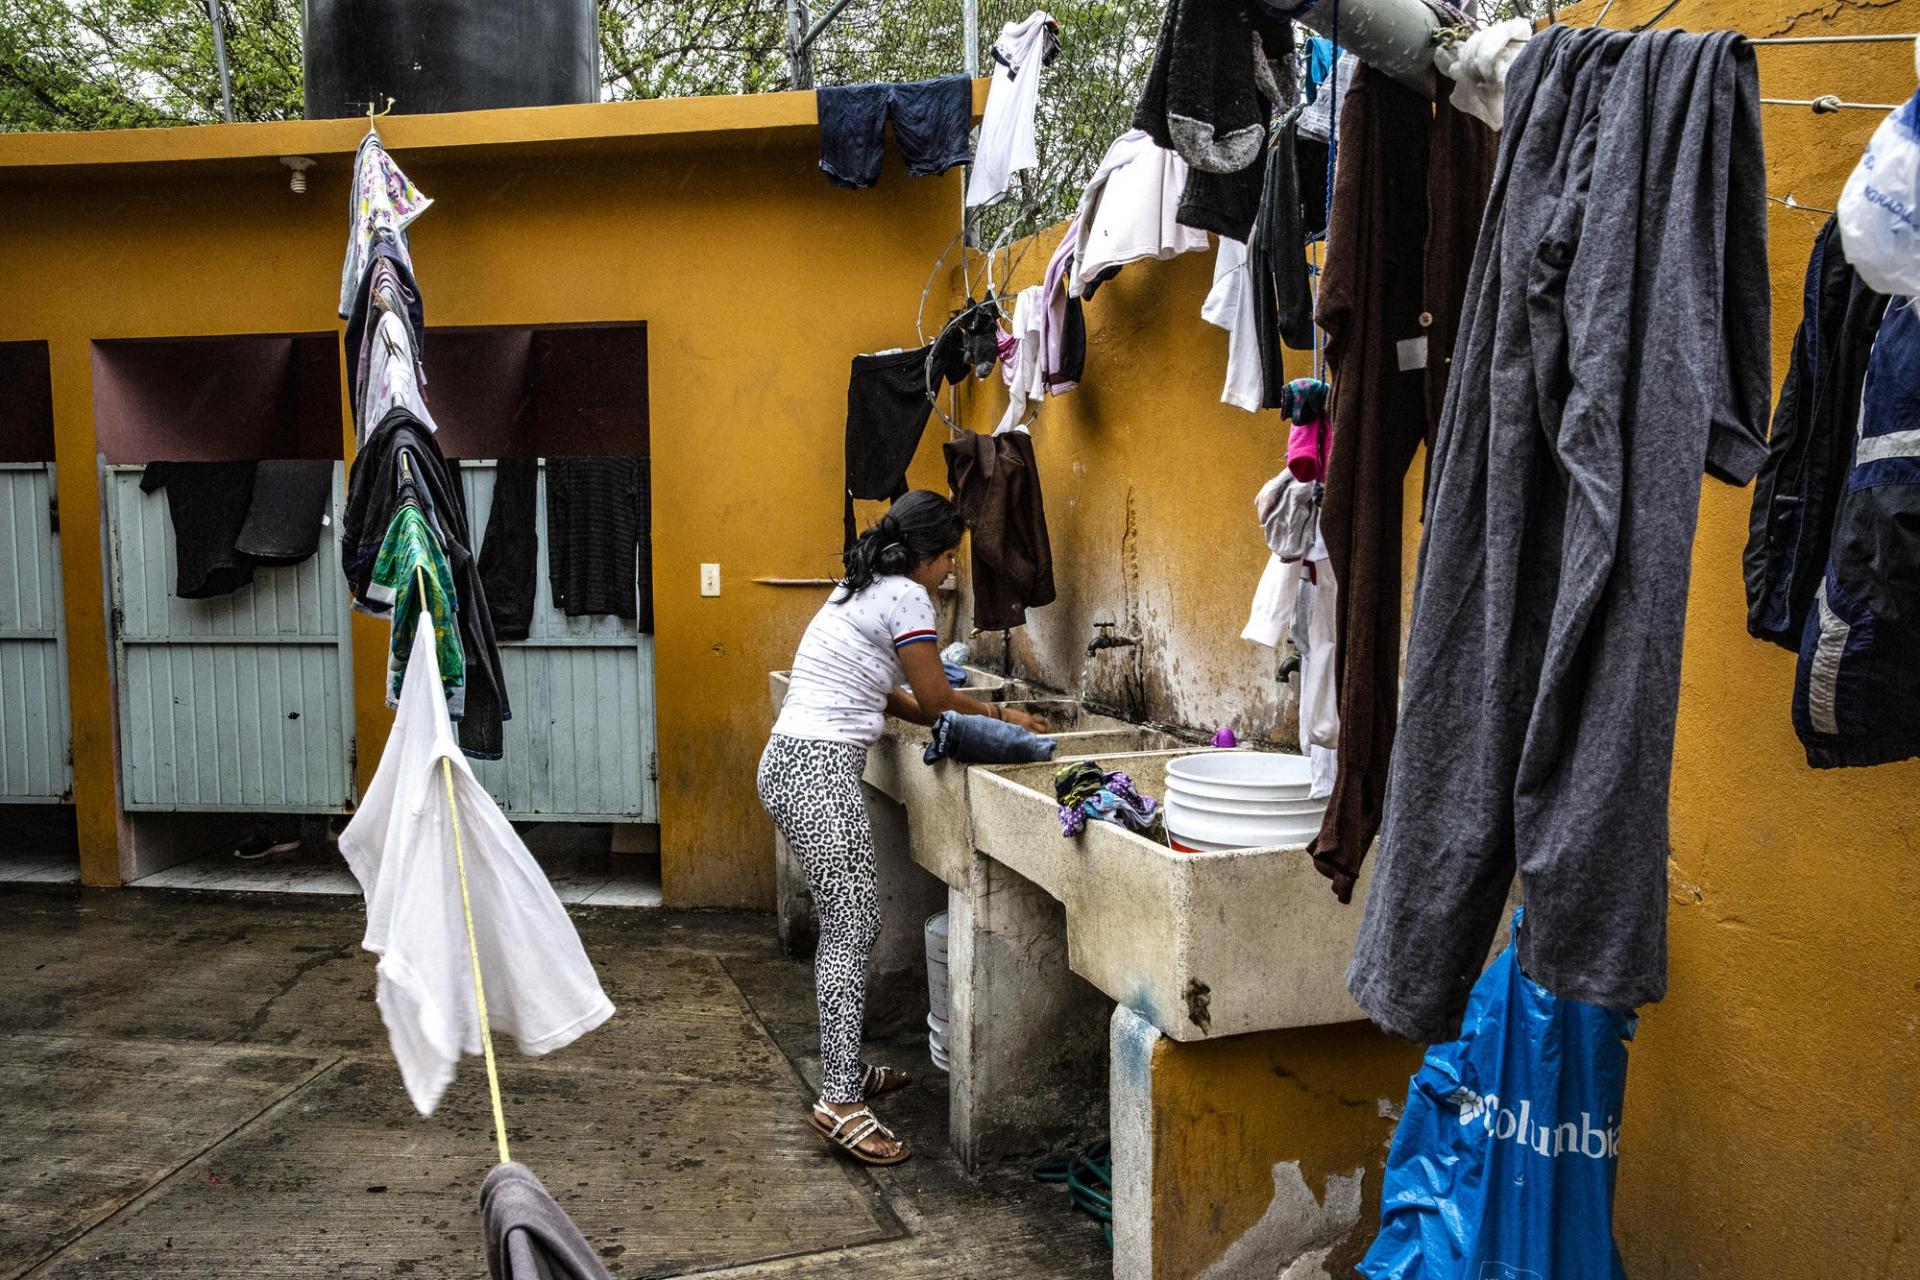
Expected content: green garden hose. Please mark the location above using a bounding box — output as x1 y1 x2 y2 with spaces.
1036 1138 1114 1249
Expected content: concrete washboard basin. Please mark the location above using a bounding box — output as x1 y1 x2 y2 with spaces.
966 748 1374 1041
864 699 1182 890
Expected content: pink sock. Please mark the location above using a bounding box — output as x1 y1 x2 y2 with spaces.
1287 419 1324 483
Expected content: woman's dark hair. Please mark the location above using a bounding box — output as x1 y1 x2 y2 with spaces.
838 490 966 599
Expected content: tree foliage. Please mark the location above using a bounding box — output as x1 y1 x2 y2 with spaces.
0 0 1159 227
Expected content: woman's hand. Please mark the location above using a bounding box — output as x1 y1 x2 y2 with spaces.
1001 707 1048 734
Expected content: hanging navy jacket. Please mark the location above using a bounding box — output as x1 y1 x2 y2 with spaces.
1744 218 1889 649
1793 297 1920 768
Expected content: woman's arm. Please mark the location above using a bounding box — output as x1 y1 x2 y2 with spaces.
896 643 1047 732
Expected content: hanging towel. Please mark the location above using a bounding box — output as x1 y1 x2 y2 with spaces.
997 284 1048 432
338 131 433 319
1039 225 1083 393
844 346 936 551
1202 236 1265 413
945 428 1056 632
234 459 333 567
140 461 258 599
546 457 651 631
480 1162 616 1280
339 614 614 1117
479 457 540 643
967 12 1055 207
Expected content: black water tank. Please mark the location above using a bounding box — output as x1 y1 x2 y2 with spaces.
303 0 599 119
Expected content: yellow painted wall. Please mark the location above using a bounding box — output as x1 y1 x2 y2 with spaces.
965 4 1920 1274
0 93 968 906
1150 1025 1420 1277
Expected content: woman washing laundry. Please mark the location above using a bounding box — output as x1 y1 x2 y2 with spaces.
759 491 1047 1165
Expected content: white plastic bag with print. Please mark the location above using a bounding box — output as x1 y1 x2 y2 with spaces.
1839 87 1920 297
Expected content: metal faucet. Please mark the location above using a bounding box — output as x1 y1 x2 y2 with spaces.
1087 621 1140 659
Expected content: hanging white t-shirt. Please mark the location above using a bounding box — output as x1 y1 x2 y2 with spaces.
774 575 939 746
967 11 1054 208
339 615 615 1117
1203 236 1264 413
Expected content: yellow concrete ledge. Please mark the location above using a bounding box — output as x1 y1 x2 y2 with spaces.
0 81 988 183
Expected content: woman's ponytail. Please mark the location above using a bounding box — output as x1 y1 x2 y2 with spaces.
837 491 966 600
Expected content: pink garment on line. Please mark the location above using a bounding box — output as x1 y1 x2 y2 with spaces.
1288 418 1327 483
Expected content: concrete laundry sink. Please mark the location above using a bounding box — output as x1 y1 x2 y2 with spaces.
967 747 1371 1041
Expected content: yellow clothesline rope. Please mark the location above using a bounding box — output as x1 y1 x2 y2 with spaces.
413 559 511 1166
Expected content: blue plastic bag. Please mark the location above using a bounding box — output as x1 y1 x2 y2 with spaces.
1360 910 1636 1280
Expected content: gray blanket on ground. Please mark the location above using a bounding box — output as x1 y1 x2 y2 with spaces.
1347 27 1771 1042
480 1162 614 1280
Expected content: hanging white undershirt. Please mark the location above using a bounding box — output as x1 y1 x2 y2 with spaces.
967 11 1054 208
1202 236 1265 413
1070 130 1210 297
339 616 615 1117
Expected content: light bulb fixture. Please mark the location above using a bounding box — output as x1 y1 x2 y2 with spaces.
281 155 315 194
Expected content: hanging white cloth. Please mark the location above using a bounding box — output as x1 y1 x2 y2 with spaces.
1432 19 1532 131
1297 53 1359 144
339 616 614 1117
1070 130 1210 297
1242 553 1302 649
360 308 438 440
1202 236 1264 413
967 11 1054 208
996 283 1048 433
1300 538 1339 753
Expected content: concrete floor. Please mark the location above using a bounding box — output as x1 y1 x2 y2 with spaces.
0 883 1109 1279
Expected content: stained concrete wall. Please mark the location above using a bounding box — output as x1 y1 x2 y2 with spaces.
960 2 1920 1274
0 90 973 907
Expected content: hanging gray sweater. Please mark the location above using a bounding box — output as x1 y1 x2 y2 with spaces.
1347 26 1771 1042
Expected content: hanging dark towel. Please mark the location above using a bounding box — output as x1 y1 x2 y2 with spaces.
944 430 1055 632
844 345 936 550
480 1162 615 1280
479 457 540 642
1252 110 1318 407
1745 217 1889 650
1296 137 1330 238
234 460 333 567
344 412 512 759
1057 297 1088 384
1305 68 1434 906
1134 0 1288 175
139 461 258 599
546 456 651 632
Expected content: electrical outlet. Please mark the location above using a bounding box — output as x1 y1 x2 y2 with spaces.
700 563 721 597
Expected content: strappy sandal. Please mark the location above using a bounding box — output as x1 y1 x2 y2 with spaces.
809 1101 912 1167
861 1063 913 1100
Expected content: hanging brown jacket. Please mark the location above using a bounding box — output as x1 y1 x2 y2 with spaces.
1308 72 1496 903
945 429 1056 631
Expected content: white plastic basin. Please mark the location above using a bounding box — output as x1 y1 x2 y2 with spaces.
1164 798 1322 850
1166 751 1316 798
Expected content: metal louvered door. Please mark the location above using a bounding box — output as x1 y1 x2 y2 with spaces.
461 461 658 822
106 465 356 813
0 464 73 802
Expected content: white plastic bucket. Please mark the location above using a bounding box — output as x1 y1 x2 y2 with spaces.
1163 751 1325 852
926 913 951 1072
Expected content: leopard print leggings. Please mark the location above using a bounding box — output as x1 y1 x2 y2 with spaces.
758 733 882 1105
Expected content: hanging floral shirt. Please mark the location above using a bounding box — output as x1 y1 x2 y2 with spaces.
339 132 433 319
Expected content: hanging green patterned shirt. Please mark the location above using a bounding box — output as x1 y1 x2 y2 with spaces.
370 502 466 714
